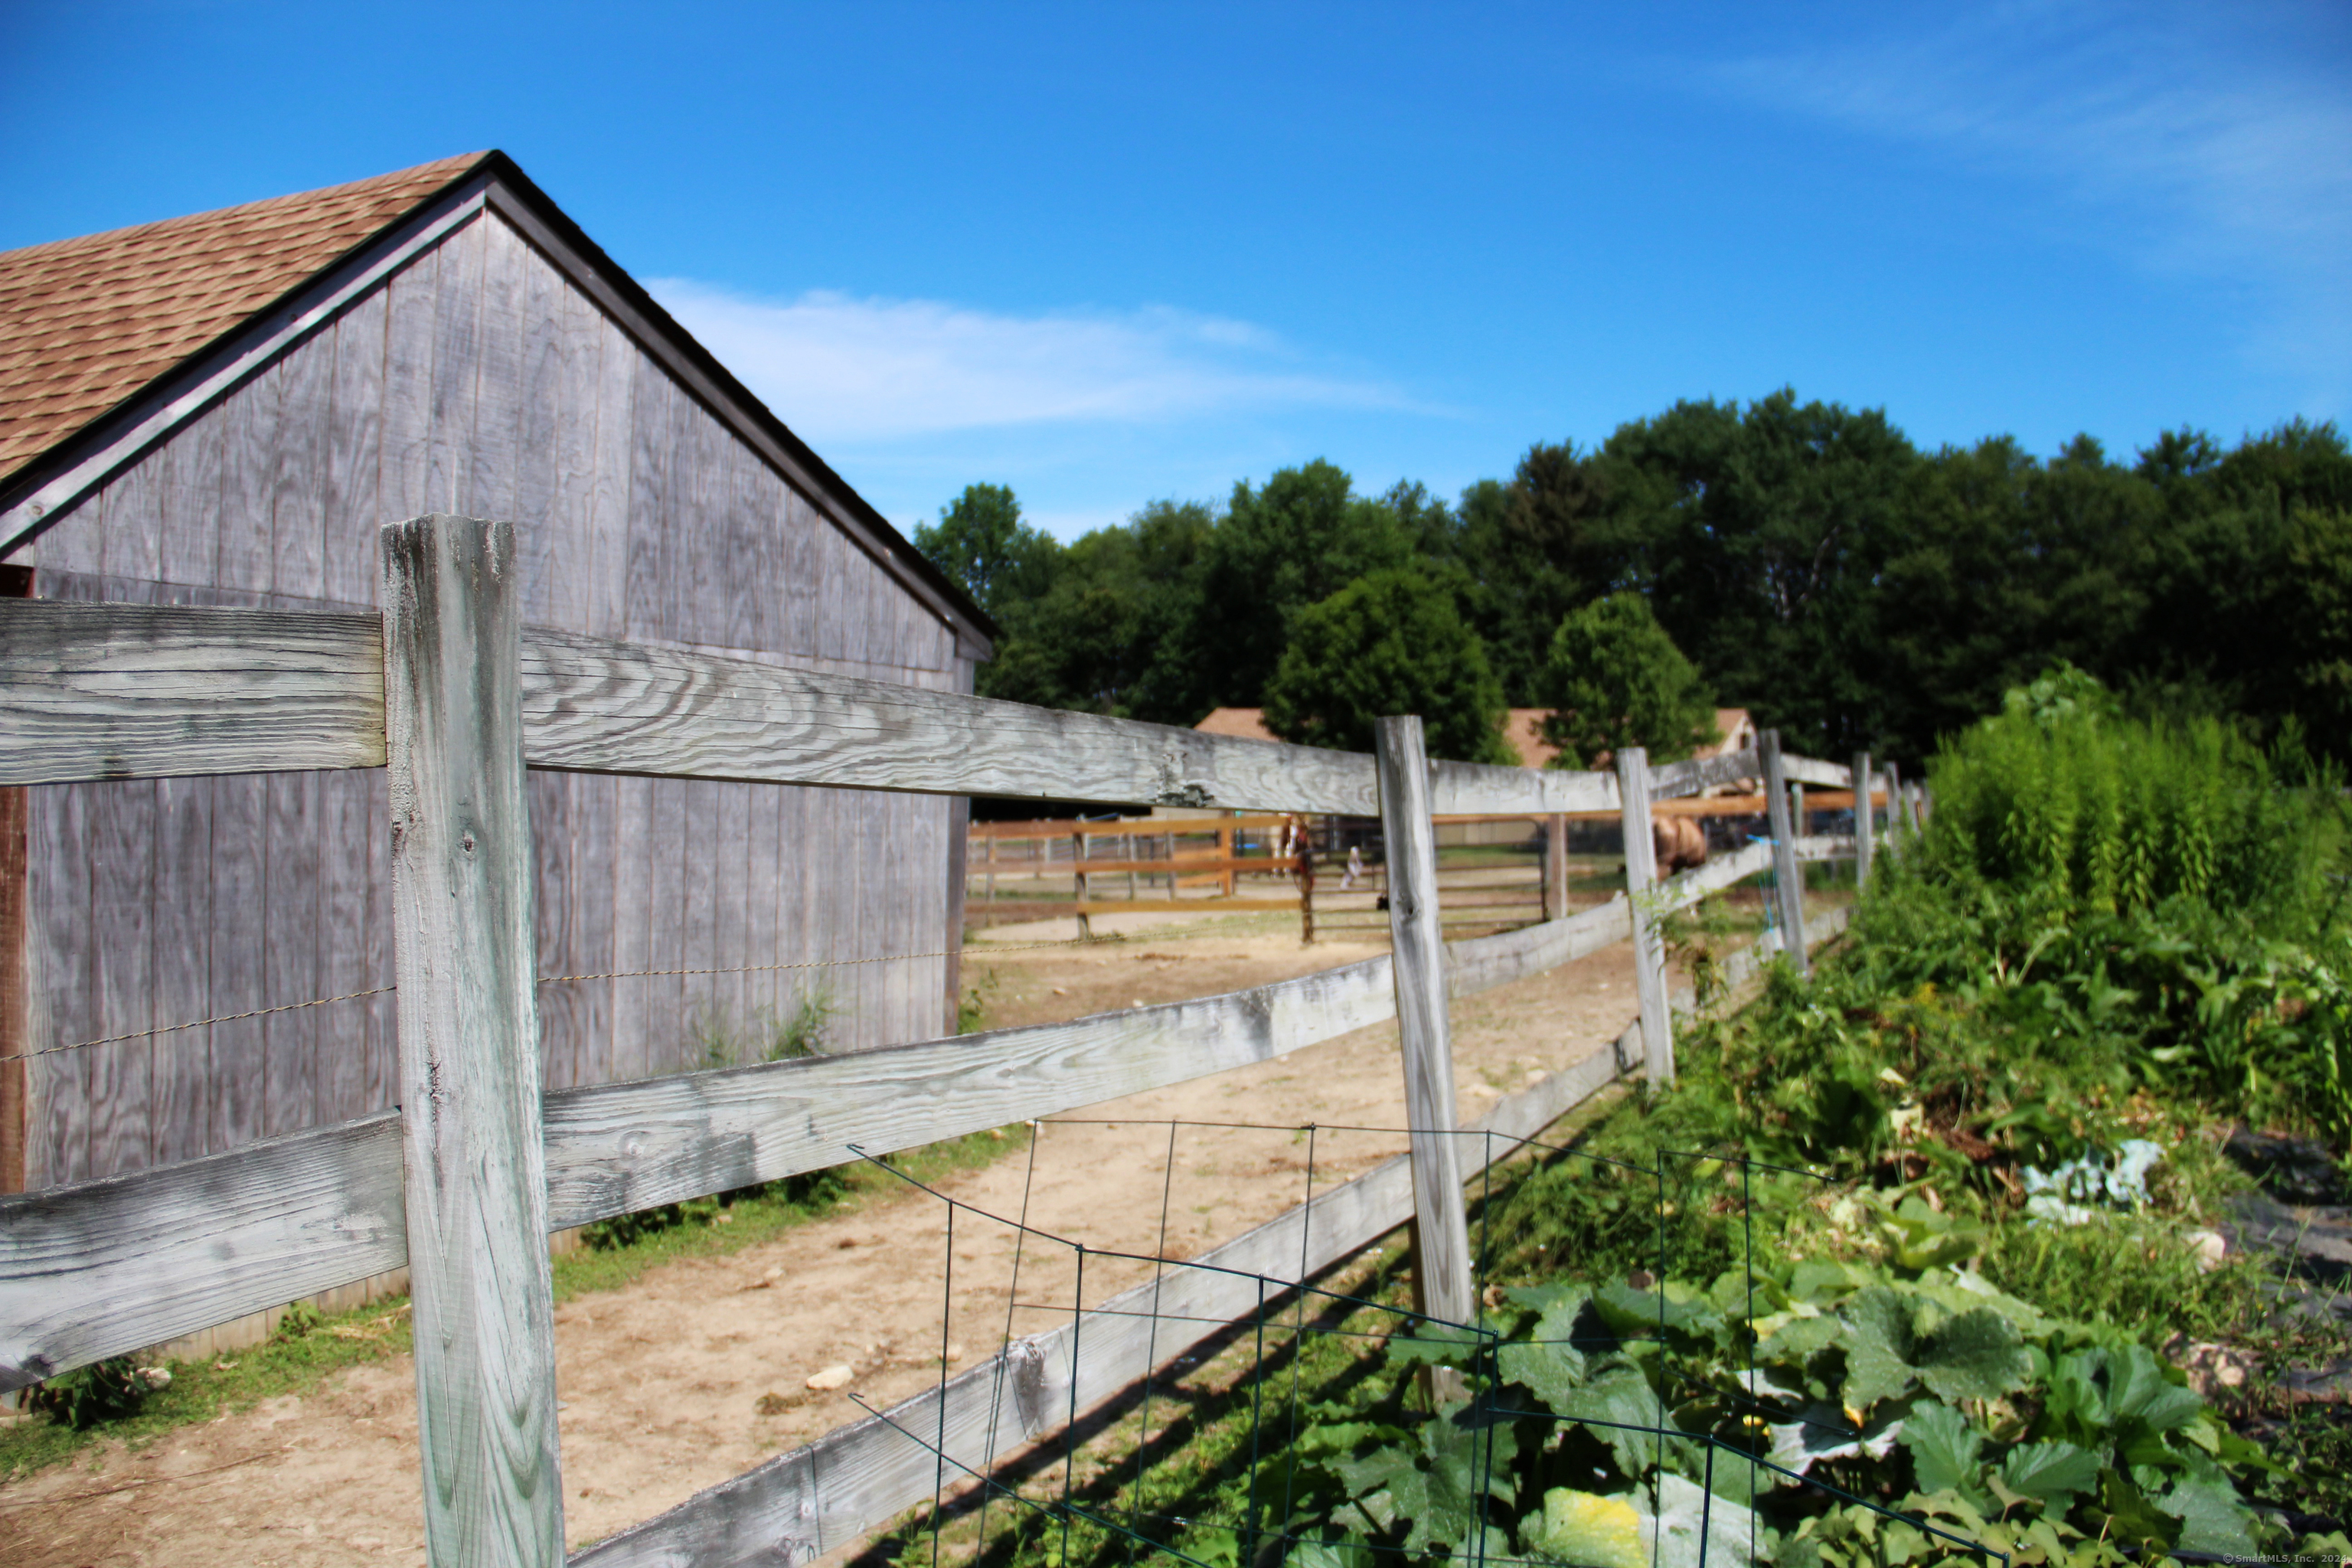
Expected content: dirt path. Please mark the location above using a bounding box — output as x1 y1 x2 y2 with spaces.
5 913 1648 1566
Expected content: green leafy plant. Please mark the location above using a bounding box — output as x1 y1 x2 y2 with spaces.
273 1298 326 1343
765 987 840 1060
24 1355 168 1429
1922 674 2331 925
957 966 1000 1035
690 985 841 1070
1277 1264 2275 1568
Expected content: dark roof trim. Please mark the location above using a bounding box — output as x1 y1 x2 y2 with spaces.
1 150 997 656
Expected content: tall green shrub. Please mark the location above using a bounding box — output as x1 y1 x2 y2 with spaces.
1842 668 2352 1142
1922 666 2322 924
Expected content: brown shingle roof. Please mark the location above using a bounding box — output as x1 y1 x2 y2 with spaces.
0 153 488 483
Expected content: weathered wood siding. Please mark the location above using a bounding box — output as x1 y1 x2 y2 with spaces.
2 211 965 1189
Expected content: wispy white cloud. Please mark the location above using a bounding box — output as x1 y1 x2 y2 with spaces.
1705 0 2352 410
648 282 1426 445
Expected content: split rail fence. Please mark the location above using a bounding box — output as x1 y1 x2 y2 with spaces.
0 514 1908 1566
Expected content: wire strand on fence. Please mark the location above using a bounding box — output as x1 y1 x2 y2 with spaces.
0 985 402 1063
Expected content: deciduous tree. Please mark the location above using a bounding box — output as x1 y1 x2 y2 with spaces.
1535 592 1718 768
912 482 1061 618
1263 570 1514 763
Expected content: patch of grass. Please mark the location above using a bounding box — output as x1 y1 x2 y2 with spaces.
1974 1211 2267 1345
1436 846 1541 870
0 1292 416 1481
0 1125 1030 1481
2243 1330 2352 1526
557 1124 1029 1298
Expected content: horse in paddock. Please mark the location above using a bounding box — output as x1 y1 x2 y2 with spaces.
1652 814 1709 879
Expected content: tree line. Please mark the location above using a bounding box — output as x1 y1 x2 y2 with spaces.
913 389 2352 768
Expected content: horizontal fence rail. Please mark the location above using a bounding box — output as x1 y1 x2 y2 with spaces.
1781 753 1853 789
0 900 1632 1391
0 603 1864 818
1638 832 1857 920
0 600 387 781
1654 838 1775 914
0 1113 408 1390
1645 747 1759 801
0 602 1621 815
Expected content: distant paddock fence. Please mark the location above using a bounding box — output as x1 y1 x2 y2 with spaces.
0 514 1901 1568
963 810 1593 937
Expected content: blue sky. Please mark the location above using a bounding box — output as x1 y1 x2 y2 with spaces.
5 1 2347 541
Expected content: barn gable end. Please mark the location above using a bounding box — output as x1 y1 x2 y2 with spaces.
1 160 988 1191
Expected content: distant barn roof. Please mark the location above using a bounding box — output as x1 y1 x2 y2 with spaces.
0 155 488 482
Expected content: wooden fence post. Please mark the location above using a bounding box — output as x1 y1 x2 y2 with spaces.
945 795 969 1033
1852 751 1874 887
1883 761 1903 853
1759 728 1809 978
1543 813 1569 922
1374 717 1475 1353
1614 747 1674 1086
1296 826 1315 946
379 514 563 1566
1073 830 1090 939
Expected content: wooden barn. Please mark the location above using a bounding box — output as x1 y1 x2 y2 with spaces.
0 152 993 1197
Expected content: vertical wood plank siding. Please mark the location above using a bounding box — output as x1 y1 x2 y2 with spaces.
2 210 964 1187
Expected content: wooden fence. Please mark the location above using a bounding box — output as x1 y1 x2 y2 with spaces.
0 514 1897 1566
965 811 1572 934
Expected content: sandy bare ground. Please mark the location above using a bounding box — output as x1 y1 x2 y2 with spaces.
5 907 1651 1566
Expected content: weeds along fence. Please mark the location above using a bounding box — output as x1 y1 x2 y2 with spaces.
0 514 1891 1567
